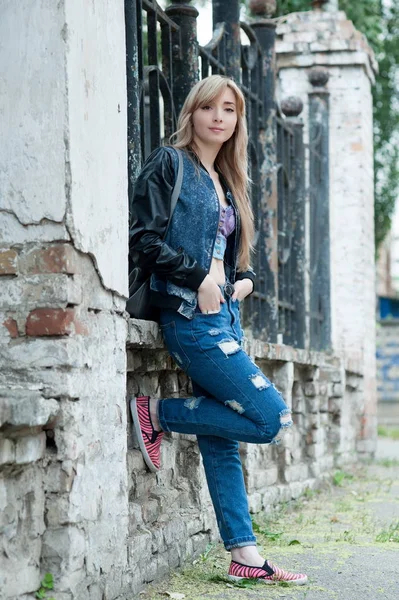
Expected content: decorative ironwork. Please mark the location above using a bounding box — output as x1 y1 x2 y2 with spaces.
239 21 270 338
199 23 227 78
126 0 311 348
277 98 306 348
308 68 331 351
275 106 305 347
126 0 180 202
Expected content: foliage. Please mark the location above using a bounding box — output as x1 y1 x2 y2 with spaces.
35 573 56 600
272 0 399 252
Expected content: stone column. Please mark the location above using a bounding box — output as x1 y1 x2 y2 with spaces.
276 8 378 452
0 1 129 598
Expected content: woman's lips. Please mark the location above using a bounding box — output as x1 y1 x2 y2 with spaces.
209 128 224 132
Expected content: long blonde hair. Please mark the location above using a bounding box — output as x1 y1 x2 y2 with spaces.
170 75 254 271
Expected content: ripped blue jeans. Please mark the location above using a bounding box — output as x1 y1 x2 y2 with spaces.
158 291 292 550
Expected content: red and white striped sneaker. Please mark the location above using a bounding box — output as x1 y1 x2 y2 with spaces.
130 396 164 473
228 560 308 585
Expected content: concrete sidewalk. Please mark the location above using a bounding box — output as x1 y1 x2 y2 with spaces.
142 439 399 600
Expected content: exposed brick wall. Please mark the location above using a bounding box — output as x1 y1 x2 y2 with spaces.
0 241 128 600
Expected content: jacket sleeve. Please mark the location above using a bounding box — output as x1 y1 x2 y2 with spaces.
129 147 208 290
235 268 256 294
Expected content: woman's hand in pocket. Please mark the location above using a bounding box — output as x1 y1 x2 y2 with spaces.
198 275 225 314
232 279 253 302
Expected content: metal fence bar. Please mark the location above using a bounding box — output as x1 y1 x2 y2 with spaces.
280 97 306 348
248 16 279 341
308 68 331 351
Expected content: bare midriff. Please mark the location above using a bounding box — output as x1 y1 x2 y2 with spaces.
209 172 229 285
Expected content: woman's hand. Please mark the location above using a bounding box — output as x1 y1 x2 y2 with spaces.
198 275 225 314
231 279 253 302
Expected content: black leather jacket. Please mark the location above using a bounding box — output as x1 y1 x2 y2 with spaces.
129 147 256 315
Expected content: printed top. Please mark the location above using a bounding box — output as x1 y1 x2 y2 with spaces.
212 204 236 260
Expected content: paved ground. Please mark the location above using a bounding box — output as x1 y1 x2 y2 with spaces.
141 438 399 600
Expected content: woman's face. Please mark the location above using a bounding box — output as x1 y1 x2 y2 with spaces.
191 87 238 148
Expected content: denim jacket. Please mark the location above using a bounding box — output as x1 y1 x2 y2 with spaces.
129 146 255 319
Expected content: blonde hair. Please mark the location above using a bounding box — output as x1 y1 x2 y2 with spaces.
170 75 254 271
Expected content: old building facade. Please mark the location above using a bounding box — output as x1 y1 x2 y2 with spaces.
0 1 377 598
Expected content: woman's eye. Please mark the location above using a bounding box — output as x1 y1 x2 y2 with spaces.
226 108 234 113
201 105 212 110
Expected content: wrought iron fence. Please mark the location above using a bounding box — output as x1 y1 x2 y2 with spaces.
125 0 179 189
125 0 320 350
308 68 331 351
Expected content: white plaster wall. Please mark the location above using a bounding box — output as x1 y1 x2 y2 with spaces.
328 65 375 356
0 0 67 225
65 0 128 296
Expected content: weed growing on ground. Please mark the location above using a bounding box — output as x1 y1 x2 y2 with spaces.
377 426 399 440
376 521 399 543
378 457 399 467
251 517 282 542
143 460 399 599
332 470 354 486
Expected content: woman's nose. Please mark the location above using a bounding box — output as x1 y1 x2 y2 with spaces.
213 110 223 122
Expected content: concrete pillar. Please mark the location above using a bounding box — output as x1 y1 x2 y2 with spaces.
276 9 378 453
0 1 129 598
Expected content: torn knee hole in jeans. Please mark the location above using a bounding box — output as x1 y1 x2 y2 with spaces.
217 339 241 357
271 408 293 445
249 373 271 391
225 399 245 414
208 329 222 336
184 396 203 410
172 352 184 366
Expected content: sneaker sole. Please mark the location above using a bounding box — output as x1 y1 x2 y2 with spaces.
227 574 308 586
130 397 159 473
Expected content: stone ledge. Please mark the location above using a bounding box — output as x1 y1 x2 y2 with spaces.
127 318 335 368
127 318 164 349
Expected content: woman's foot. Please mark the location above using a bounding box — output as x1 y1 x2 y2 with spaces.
130 396 164 472
227 559 308 585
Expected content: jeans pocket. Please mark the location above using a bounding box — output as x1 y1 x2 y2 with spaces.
161 321 191 371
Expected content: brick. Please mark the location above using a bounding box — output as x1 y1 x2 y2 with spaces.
15 433 46 464
26 308 87 336
351 142 364 152
19 244 78 275
0 438 15 465
3 317 18 338
0 390 59 429
42 526 85 572
0 249 18 275
0 274 82 309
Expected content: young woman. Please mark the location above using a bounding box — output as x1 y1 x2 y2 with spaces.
129 75 307 586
